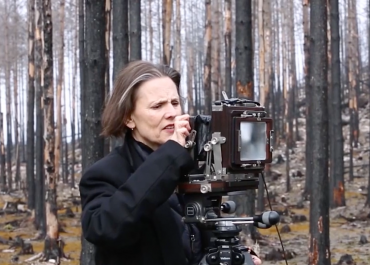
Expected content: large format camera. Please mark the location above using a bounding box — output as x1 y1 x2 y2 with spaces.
177 92 279 265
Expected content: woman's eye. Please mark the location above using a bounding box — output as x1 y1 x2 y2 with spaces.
152 104 161 109
172 101 179 106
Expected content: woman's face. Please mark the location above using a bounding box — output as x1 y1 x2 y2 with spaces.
127 76 182 150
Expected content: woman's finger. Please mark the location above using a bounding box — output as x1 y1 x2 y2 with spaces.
178 128 190 137
176 114 190 121
175 121 191 131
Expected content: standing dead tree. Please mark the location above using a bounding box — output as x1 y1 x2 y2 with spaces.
308 0 331 264
26 0 36 212
40 0 64 262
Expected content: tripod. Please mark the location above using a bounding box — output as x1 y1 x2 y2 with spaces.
198 220 255 265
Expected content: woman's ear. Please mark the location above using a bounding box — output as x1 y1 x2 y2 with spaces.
126 118 135 130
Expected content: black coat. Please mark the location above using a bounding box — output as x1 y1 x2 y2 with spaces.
79 135 206 265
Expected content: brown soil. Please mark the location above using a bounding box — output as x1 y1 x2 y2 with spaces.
0 205 82 265
1 176 369 265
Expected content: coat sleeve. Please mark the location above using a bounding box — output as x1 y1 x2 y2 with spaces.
79 140 194 249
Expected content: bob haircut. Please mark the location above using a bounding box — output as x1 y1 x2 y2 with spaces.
101 60 181 138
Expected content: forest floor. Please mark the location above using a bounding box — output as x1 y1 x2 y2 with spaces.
0 175 369 265
0 97 369 265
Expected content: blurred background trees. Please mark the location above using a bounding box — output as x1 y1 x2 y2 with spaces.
0 0 369 264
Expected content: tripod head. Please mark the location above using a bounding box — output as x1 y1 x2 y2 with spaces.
198 221 255 265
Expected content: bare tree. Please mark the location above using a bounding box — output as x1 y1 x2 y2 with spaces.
40 0 64 261
308 0 331 264
12 1 21 189
4 0 13 191
129 0 141 60
234 0 256 239
112 0 129 80
34 0 46 236
26 0 36 209
329 0 345 208
55 0 65 183
303 0 312 197
224 0 232 96
80 1 107 264
162 0 172 65
203 0 212 114
174 0 181 71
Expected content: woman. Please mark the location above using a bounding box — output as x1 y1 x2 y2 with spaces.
79 60 262 265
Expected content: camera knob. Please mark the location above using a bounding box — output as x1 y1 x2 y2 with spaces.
204 143 212 152
200 184 211 193
184 141 194 149
211 137 219 145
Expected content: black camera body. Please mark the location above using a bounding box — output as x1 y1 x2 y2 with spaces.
178 95 273 196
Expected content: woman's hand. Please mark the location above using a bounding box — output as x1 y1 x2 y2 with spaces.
246 247 262 265
252 254 262 265
169 114 191 146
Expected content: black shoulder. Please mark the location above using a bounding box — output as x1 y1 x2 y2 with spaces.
79 146 131 189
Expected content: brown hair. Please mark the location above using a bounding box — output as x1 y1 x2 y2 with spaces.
101 60 181 138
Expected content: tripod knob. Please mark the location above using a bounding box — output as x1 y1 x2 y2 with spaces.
220 201 236 214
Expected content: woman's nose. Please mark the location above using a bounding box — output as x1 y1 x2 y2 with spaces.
164 104 177 119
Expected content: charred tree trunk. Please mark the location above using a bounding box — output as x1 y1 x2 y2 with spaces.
185 5 195 115
70 2 79 188
148 0 153 61
13 66 20 189
129 0 141 60
80 1 107 264
41 1 63 262
203 0 212 114
308 0 331 264
235 0 253 100
34 0 46 236
162 0 172 65
211 0 220 101
63 112 68 184
258 0 265 106
303 0 312 197
234 0 256 239
111 0 128 149
174 0 181 71
104 0 111 155
5 1 13 191
329 0 345 208
79 0 86 170
55 0 65 184
224 0 232 96
347 0 359 182
12 1 21 189
112 0 129 81
289 0 297 148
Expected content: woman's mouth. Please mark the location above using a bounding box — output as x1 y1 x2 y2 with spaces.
163 125 174 132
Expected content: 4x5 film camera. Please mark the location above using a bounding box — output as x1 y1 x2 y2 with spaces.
177 92 280 265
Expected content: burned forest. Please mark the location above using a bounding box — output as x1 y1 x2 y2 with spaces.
0 0 370 265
